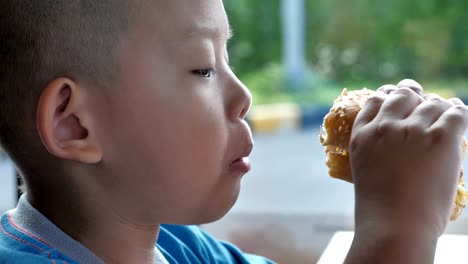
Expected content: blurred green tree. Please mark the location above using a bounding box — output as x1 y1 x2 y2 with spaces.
225 0 468 88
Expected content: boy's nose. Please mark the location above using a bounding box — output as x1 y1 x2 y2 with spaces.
227 75 252 121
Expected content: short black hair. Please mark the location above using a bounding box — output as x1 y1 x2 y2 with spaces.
0 1 136 177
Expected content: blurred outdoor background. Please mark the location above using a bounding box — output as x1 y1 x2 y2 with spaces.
225 0 468 104
205 0 468 263
1 0 468 263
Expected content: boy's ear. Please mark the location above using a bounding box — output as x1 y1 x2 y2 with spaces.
36 78 102 164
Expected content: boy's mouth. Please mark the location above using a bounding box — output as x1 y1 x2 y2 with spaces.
229 140 253 173
229 157 251 173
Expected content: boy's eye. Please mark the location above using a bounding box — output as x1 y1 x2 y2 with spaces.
192 69 215 78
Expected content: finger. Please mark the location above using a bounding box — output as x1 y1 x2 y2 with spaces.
397 79 424 95
449 97 464 106
377 84 397 94
354 92 388 129
406 97 453 128
376 88 424 120
424 93 445 101
430 105 468 137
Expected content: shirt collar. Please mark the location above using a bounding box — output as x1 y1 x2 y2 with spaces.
10 194 168 264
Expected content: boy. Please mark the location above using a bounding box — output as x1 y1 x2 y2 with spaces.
0 0 467 263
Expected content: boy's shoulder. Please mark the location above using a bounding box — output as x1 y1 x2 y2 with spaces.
0 211 78 264
159 225 274 264
0 221 274 264
0 200 274 264
0 246 62 264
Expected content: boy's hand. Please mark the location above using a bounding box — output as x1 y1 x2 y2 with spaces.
346 80 468 263
377 79 424 96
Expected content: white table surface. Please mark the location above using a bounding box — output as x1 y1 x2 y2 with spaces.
318 231 468 264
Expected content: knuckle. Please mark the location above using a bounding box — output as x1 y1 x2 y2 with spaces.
398 80 424 95
392 87 415 98
349 136 360 153
377 84 397 94
449 97 464 106
416 101 434 112
445 107 468 124
427 95 443 102
350 130 371 152
428 126 450 142
424 93 443 102
405 123 425 136
397 79 423 91
376 120 395 134
425 96 452 108
452 104 468 114
366 94 386 105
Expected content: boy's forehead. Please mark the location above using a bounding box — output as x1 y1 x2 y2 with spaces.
154 0 230 40
183 23 233 42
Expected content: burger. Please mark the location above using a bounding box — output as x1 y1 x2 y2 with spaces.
320 88 468 221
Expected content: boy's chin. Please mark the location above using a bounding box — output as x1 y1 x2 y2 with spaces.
200 205 236 224
168 200 238 226
193 188 241 224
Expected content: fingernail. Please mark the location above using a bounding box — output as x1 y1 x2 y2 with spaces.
377 84 397 94
397 79 423 94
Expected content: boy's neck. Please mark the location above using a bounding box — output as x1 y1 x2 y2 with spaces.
27 189 161 264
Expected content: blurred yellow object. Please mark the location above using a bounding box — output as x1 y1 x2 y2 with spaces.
453 178 468 221
249 104 300 133
320 88 468 221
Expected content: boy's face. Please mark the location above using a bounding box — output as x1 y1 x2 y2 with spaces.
95 0 253 225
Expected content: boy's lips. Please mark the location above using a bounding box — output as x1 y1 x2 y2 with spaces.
230 157 251 173
229 141 253 173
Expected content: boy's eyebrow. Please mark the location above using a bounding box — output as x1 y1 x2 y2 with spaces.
185 23 233 41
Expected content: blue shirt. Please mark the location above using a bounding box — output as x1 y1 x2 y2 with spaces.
0 195 274 263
